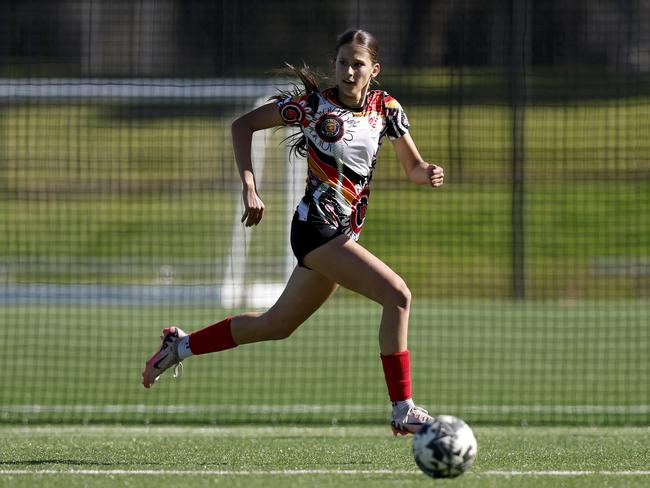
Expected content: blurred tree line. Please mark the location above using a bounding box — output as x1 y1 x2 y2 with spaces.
0 0 648 77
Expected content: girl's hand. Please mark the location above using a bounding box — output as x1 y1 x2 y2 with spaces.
241 184 265 226
392 134 445 187
427 164 444 188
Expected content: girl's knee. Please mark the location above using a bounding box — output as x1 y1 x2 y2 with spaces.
383 276 411 310
394 278 411 310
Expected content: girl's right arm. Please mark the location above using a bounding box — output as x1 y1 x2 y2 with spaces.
231 102 286 227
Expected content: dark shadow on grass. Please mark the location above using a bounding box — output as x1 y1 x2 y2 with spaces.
0 459 116 467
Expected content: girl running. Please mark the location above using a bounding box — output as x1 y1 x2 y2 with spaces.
143 29 444 435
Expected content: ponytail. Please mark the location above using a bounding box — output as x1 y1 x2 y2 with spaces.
271 62 324 158
271 62 322 100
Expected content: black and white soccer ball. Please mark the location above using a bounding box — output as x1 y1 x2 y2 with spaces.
412 415 478 479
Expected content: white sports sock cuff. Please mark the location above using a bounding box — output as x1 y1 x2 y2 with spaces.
392 398 415 414
177 335 193 360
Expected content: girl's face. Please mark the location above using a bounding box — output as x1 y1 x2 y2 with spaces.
334 43 380 107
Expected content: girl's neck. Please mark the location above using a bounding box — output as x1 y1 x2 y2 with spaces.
333 85 369 110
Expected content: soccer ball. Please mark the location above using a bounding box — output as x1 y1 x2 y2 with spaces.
412 415 478 479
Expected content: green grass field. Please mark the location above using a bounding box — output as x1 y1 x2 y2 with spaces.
1 426 649 487
2 181 648 296
2 299 648 426
1 83 648 486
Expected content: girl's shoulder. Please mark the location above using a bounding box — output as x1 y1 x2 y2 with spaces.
320 87 339 105
365 90 405 111
379 90 404 110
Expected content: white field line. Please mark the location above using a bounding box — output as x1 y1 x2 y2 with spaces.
2 404 650 415
3 425 648 439
483 470 650 476
1 469 649 476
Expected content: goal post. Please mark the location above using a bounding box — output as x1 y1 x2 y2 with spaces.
0 78 305 307
221 99 307 308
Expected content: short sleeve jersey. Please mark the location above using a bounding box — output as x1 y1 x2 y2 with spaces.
276 87 409 240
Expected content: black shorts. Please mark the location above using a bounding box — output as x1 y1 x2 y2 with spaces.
290 213 345 268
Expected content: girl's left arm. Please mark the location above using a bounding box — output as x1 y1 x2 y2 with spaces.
391 133 444 188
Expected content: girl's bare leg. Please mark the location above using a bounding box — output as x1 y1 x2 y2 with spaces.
143 264 337 388
303 235 411 355
302 235 433 436
231 265 338 345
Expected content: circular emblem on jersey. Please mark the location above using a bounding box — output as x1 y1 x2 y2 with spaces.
280 102 305 125
316 113 345 143
350 188 370 234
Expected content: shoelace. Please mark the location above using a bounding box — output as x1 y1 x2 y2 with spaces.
171 361 183 379
399 406 430 423
393 405 428 423
411 407 431 422
156 330 183 380
412 406 429 415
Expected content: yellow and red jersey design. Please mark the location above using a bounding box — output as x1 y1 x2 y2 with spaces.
276 88 409 239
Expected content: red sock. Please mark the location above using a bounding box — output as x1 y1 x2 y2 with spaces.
188 317 238 355
380 350 412 402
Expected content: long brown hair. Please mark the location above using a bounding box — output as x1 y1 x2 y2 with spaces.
270 62 322 158
335 29 379 64
271 62 323 105
273 29 380 158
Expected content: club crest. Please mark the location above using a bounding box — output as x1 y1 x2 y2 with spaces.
279 101 308 126
315 113 345 143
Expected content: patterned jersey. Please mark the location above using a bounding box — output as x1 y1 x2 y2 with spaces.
276 87 409 240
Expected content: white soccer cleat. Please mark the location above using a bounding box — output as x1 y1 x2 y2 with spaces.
391 405 433 436
142 326 187 388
